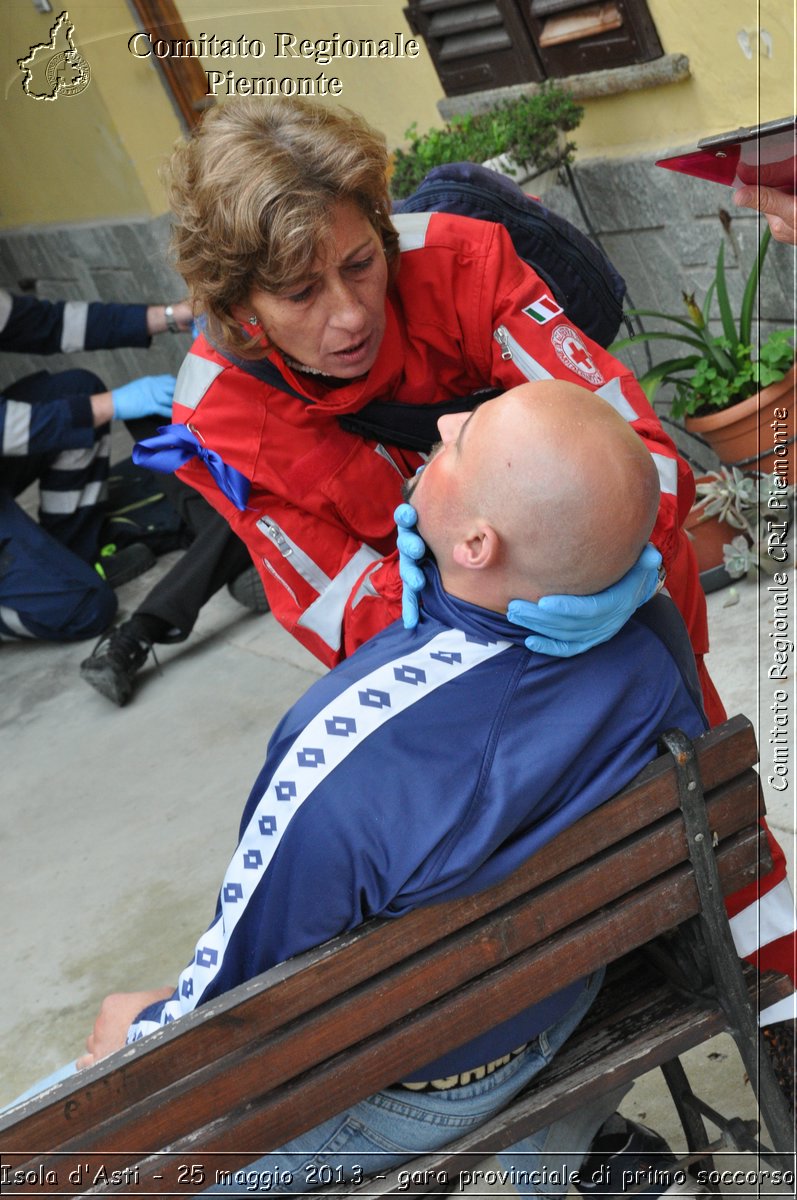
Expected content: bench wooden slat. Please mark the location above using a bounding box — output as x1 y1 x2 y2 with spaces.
338 966 793 1198
2 716 781 1199
29 830 761 1198
4 752 761 1162
4 720 758 1150
133 828 763 1181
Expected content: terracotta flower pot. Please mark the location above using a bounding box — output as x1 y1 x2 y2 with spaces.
684 506 733 574
685 360 796 484
684 475 752 593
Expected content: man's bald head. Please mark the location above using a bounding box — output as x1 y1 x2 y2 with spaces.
409 381 660 612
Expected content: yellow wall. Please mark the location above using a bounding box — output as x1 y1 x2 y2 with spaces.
0 0 443 230
576 0 795 159
0 0 182 227
0 0 793 228
175 0 444 149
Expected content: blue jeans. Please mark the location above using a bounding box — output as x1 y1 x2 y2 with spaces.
207 968 627 1197
1 1058 80 1113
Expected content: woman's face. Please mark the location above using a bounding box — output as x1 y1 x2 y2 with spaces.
240 200 389 379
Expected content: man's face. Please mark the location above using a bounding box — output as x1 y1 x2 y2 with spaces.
245 200 388 379
404 408 481 550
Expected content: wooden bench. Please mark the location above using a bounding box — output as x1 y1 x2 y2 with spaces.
1 715 793 1196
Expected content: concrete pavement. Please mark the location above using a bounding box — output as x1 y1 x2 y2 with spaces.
1 548 794 1190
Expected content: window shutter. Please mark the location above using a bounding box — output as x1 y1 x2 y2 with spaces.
404 1 544 96
524 0 663 77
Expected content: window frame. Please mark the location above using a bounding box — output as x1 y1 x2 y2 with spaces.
128 0 212 130
403 0 664 97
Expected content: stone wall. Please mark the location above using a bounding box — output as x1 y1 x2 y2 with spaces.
0 215 191 397
536 153 795 471
2 159 793 476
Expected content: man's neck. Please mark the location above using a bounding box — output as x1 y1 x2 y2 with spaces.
436 567 539 615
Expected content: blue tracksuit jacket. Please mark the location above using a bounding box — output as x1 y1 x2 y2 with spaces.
129 568 707 1078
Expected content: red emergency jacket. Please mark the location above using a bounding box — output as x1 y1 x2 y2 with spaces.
172 212 712 700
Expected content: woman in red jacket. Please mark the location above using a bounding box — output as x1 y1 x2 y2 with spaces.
135 98 795 1047
141 99 715 697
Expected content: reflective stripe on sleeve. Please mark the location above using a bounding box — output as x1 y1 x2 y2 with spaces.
173 353 225 412
60 301 89 352
1 399 32 455
40 479 106 513
729 876 797 960
395 212 433 252
0 289 12 334
50 440 109 472
594 377 638 422
0 606 35 639
759 991 797 1025
650 452 678 497
594 380 680 499
595 383 680 498
298 544 384 652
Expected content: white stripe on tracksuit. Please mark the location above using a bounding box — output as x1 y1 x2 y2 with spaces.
128 628 510 1039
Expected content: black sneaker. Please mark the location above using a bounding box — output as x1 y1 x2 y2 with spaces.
95 543 156 589
576 1114 703 1197
227 565 270 613
79 626 154 706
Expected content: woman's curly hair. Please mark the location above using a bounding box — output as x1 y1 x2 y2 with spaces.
165 97 399 358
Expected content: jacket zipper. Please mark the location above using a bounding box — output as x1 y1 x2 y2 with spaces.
374 442 407 479
493 326 553 381
256 516 331 594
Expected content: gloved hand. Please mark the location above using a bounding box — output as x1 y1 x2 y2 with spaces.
507 543 664 657
111 375 176 421
395 502 428 629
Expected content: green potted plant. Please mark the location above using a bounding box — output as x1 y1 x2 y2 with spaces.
685 466 793 589
610 228 795 482
389 86 583 200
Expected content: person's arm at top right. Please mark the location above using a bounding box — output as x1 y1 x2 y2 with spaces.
733 186 797 245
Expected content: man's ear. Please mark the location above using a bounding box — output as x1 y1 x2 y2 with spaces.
452 522 500 571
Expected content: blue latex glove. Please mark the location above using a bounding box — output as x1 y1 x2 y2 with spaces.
395 502 428 629
111 375 176 421
507 543 664 657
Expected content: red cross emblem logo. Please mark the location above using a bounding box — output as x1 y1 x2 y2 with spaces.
551 324 605 385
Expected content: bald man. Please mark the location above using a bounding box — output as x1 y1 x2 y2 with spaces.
34 384 708 1195
405 379 662 602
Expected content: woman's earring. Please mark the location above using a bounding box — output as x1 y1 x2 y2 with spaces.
248 315 259 325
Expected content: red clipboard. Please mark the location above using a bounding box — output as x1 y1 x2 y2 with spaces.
656 116 796 194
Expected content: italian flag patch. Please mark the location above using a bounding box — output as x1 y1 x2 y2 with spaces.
522 295 564 324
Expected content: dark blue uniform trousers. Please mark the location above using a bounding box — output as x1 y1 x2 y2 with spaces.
0 370 116 641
